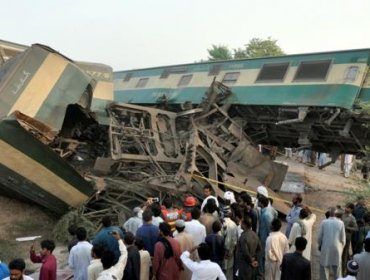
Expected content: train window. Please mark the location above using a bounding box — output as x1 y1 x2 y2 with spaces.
178 74 193 87
161 66 188 79
256 62 289 82
294 60 331 81
209 64 222 76
136 78 149 88
344 66 359 82
123 72 133 82
222 72 240 84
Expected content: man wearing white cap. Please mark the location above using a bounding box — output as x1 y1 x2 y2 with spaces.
123 207 143 235
336 260 359 280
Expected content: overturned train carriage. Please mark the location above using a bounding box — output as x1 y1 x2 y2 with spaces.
0 43 289 217
0 44 112 214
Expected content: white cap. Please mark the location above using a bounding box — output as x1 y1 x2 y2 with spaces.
257 186 269 198
223 191 236 204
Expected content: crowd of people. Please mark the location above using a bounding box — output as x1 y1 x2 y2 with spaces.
1 185 370 280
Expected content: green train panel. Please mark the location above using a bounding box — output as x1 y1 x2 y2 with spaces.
113 49 370 110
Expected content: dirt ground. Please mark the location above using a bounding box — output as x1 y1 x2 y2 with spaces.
0 156 366 279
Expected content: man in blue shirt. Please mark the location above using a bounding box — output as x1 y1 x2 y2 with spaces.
136 210 159 256
93 216 124 264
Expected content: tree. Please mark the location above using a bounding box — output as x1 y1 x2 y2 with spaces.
206 37 284 61
207 44 233 61
244 37 285 58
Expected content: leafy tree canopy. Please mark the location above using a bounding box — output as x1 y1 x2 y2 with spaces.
207 37 284 61
207 44 233 61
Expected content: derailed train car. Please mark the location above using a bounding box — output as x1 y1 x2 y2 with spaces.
114 49 370 160
0 44 113 214
0 44 290 216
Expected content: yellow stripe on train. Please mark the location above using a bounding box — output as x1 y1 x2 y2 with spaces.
0 140 88 207
9 53 68 118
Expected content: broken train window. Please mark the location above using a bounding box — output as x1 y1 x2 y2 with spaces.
178 74 193 87
222 72 240 84
344 66 359 82
294 60 331 81
256 62 289 82
136 78 149 88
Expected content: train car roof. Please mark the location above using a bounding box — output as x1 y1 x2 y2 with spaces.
114 48 370 74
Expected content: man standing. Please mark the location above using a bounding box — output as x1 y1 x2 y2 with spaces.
180 243 226 280
285 193 303 237
161 197 182 232
88 244 104 280
342 203 358 275
199 200 219 235
69 227 93 280
265 218 289 280
236 217 261 280
30 240 57 280
281 237 311 280
136 210 160 257
200 185 219 212
337 260 359 280
152 222 182 280
93 216 124 264
317 207 346 280
353 238 370 280
3 259 32 280
123 207 143 235
174 219 195 280
184 207 206 246
258 195 277 273
222 210 238 280
97 231 128 280
123 232 140 280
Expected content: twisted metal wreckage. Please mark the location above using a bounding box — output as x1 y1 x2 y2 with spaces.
0 44 289 225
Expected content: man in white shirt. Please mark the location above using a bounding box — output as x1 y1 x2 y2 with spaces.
184 207 206 246
97 231 128 280
88 244 104 280
123 207 143 235
3 258 33 280
69 227 93 280
180 243 226 280
200 185 219 212
337 260 359 280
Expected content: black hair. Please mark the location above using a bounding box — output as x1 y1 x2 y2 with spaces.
159 222 171 237
151 203 162 217
203 185 212 191
76 227 87 241
163 197 173 209
365 238 370 252
295 194 303 203
258 195 269 207
295 236 307 251
68 224 78 236
176 225 185 233
197 243 211 260
40 240 55 253
346 203 355 210
205 198 217 214
271 218 282 231
92 244 105 258
299 208 309 220
135 238 145 250
241 216 252 229
124 231 135 245
240 192 252 205
101 250 115 269
101 216 112 227
8 258 26 271
191 207 201 220
142 210 153 222
212 220 222 233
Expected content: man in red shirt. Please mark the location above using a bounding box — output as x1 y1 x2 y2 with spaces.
152 222 182 280
30 239 57 280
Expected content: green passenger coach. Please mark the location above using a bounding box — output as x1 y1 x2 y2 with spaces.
113 49 370 157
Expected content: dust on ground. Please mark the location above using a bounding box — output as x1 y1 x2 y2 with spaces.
0 157 366 279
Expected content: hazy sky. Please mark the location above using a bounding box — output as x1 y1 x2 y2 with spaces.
1 0 370 71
